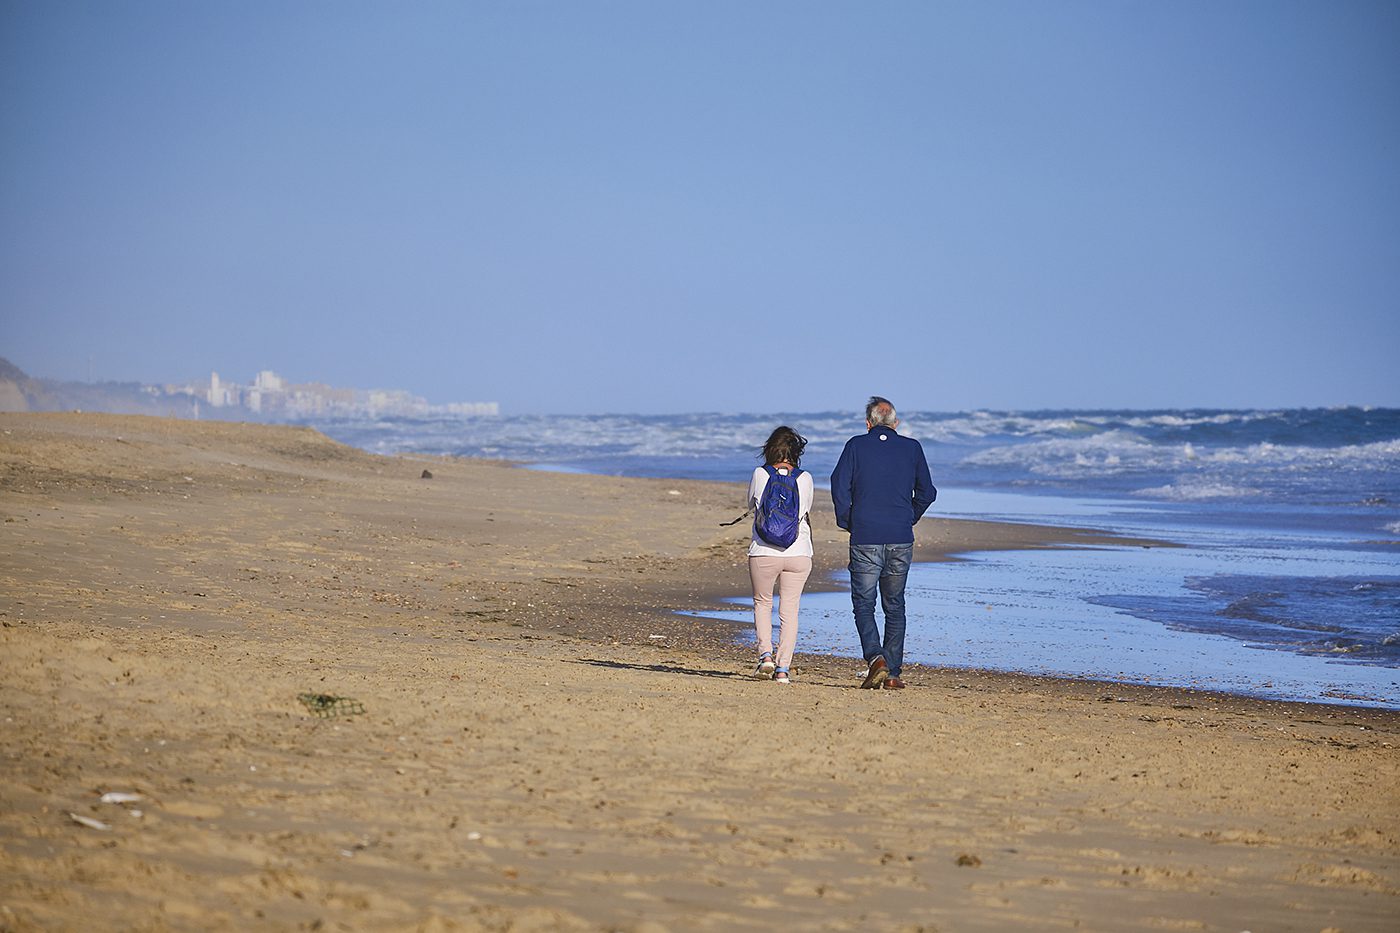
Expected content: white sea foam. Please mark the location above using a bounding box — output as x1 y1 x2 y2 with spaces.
1214 438 1400 466
1120 411 1268 430
1135 482 1263 501
1385 521 1400 536
963 434 1400 478
320 407 1399 462
926 409 1271 440
913 412 1109 442
963 432 1167 477
312 409 1400 512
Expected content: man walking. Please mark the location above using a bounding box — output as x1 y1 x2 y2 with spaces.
830 397 937 690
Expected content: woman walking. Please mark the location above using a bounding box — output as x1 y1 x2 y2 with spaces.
747 426 814 684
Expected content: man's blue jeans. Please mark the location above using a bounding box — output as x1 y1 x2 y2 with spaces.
849 542 914 678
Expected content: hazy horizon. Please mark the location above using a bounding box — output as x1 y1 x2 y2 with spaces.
7 353 1398 420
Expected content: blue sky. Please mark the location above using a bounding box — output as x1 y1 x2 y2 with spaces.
2 1 1397 414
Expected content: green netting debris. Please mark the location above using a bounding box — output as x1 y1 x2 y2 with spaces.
298 693 366 718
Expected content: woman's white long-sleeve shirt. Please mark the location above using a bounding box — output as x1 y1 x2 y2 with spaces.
746 466 815 558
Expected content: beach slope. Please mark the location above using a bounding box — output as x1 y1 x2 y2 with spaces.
1 413 1396 931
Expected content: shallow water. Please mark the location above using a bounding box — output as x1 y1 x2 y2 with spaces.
696 536 1400 709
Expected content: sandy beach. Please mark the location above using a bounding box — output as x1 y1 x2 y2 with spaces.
1 413 1396 932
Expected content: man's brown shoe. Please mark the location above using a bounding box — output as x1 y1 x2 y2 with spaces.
861 657 889 689
881 677 906 690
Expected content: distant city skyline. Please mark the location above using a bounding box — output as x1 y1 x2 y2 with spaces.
198 367 499 418
0 356 498 419
12 355 1398 419
3 2 1397 414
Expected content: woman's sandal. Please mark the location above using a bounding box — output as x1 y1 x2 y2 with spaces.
753 654 776 678
773 668 791 684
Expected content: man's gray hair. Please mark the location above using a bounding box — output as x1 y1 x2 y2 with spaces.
866 396 897 426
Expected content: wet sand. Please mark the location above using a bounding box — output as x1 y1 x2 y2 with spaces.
1 413 1396 931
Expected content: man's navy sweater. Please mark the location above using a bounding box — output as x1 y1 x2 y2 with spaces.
830 425 937 545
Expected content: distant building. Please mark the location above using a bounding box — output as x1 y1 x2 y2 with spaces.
440 401 500 416
207 371 238 407
195 369 495 420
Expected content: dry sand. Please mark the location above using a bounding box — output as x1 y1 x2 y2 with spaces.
1 413 1396 932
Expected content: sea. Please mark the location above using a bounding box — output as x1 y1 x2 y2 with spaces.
306 408 1400 710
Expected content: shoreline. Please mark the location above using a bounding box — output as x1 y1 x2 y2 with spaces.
520 452 1400 716
5 409 1388 711
3 412 1397 930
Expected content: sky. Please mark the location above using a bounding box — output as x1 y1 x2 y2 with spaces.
2 1 1397 415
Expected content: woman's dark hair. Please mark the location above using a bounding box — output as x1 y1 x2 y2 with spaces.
760 425 807 467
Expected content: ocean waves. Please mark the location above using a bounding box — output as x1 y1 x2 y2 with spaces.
903 406 1397 446
1135 481 1264 501
306 406 1400 511
962 433 1400 505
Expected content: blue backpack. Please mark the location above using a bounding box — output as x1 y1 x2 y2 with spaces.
755 465 803 548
